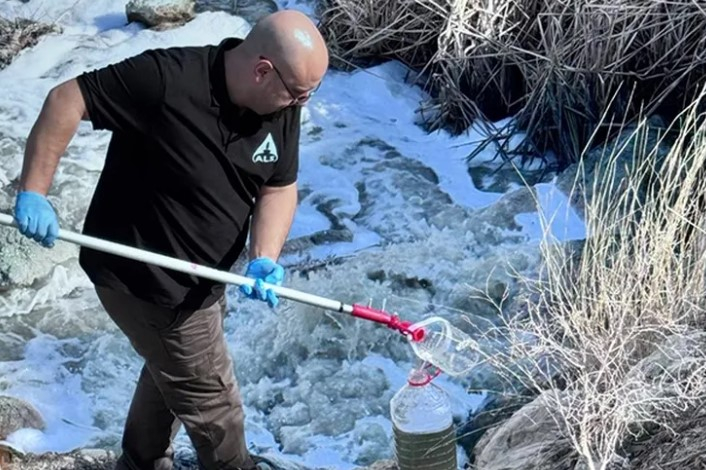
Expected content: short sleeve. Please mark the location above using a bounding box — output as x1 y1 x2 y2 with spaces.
76 49 167 133
267 107 301 187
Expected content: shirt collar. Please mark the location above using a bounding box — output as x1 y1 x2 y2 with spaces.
209 37 244 112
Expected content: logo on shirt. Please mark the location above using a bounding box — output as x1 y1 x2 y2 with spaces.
252 133 279 163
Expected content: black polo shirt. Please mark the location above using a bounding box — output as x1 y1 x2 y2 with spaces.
76 38 301 309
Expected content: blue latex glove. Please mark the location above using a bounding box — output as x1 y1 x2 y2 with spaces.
240 257 285 308
14 191 59 248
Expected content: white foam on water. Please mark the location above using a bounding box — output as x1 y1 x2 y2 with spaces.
0 1 583 467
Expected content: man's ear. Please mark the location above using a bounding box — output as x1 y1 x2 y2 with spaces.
253 59 272 84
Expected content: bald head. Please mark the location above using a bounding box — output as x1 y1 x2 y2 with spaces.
225 10 329 114
243 10 328 91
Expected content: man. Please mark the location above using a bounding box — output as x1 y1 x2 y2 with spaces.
13 9 329 470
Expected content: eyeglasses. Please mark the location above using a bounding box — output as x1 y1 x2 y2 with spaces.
261 56 321 105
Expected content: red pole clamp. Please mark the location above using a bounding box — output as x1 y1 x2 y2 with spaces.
351 304 425 342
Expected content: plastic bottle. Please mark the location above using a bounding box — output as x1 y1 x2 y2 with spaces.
408 316 478 377
390 366 457 470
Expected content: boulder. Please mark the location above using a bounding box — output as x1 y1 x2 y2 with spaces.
0 223 78 289
0 396 45 440
0 442 23 469
126 0 196 30
458 391 534 464
471 332 706 470
473 390 578 470
5 448 115 470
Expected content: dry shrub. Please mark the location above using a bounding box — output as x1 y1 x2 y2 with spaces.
316 0 440 70
317 0 706 168
0 17 60 70
629 404 706 469
462 90 706 469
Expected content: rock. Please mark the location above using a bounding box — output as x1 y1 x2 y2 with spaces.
629 405 706 470
354 461 398 470
460 343 566 465
475 186 538 233
470 333 706 470
458 391 534 464
76 448 113 461
172 448 316 469
195 0 278 25
126 0 196 30
623 331 706 434
473 390 578 470
10 447 324 470
0 224 78 289
0 396 45 440
628 332 706 383
0 17 61 70
0 332 24 362
555 115 672 221
0 442 24 466
5 448 116 470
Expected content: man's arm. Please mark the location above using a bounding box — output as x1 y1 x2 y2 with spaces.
20 79 88 194
15 51 167 247
248 182 298 260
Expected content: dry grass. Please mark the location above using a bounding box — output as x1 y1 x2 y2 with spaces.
318 2 706 465
318 0 706 168
459 89 706 469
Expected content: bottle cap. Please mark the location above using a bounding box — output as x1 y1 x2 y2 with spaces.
407 366 440 386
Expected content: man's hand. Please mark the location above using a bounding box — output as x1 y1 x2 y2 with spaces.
240 257 285 308
14 191 59 248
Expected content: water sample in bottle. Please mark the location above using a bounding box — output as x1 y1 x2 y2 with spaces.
408 316 478 376
390 366 457 470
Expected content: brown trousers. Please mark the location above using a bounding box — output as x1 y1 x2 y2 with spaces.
96 286 255 470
